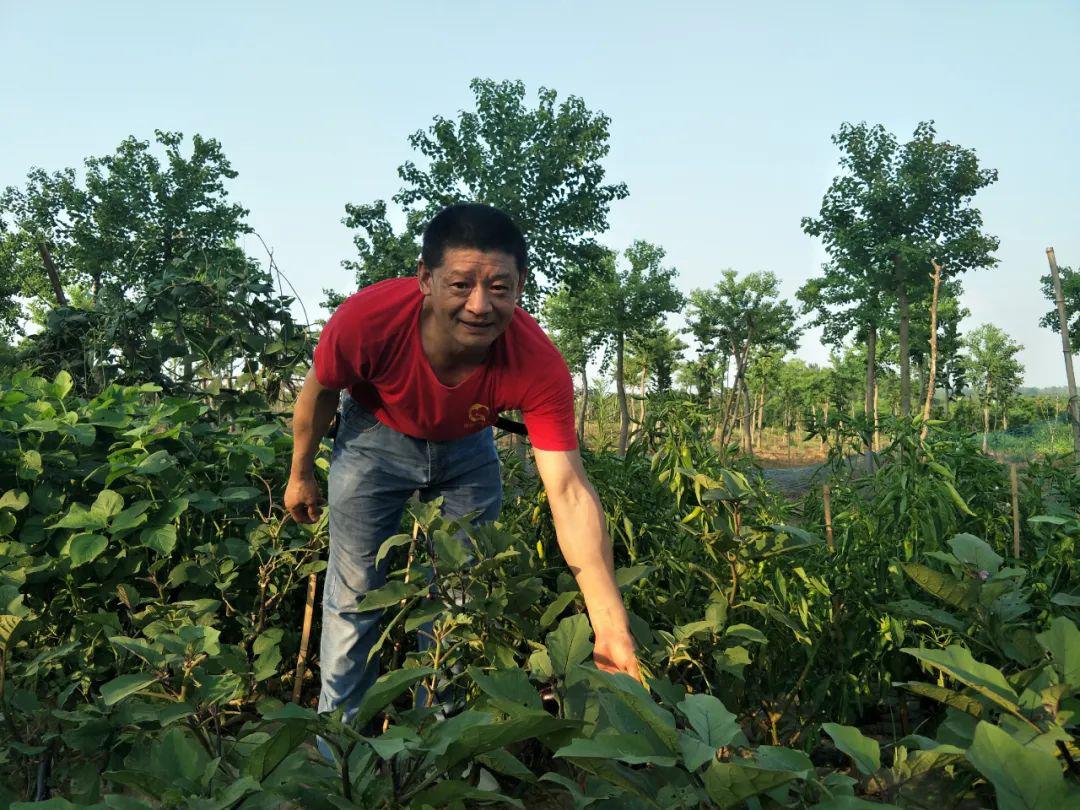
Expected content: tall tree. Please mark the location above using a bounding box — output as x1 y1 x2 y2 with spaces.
0 132 309 396
961 324 1024 452
802 121 998 417
572 242 683 454
1040 264 1080 344
543 284 601 442
688 270 801 452
344 78 628 306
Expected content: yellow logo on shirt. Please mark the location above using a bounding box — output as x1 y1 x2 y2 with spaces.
467 403 490 427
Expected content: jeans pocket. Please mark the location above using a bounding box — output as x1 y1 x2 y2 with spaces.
343 398 383 435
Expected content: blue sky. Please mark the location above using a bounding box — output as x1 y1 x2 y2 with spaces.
2 1 1077 385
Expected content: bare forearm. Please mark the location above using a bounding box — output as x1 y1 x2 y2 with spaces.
548 482 630 635
290 369 339 476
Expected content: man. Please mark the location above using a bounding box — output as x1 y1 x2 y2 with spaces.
285 203 639 723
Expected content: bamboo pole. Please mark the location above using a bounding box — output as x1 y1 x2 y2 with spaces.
1047 247 1080 456
1010 464 1020 559
822 484 834 551
291 572 319 703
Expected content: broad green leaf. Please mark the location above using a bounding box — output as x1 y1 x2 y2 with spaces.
110 501 151 533
822 722 880 775
437 712 577 771
900 681 984 717
540 590 579 629
353 666 434 728
546 614 593 677
556 732 678 766
109 636 167 669
140 525 177 556
965 721 1076 810
1051 592 1080 607
701 760 797 806
753 745 814 777
69 534 108 567
101 673 159 705
1028 514 1069 525
374 532 413 567
52 370 73 399
903 645 1022 716
1036 617 1080 685
469 666 542 714
949 533 1003 574
886 599 966 631
432 528 470 571
410 780 523 808
724 623 767 644
135 450 175 475
476 748 537 784
92 489 124 519
812 800 903 809
679 730 716 771
356 580 420 612
614 565 656 588
244 720 308 781
0 490 29 511
18 450 42 479
678 692 741 748
0 614 26 654
901 563 977 610
51 504 108 530
101 769 169 800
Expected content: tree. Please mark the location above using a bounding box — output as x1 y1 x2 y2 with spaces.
624 321 686 423
1040 264 1080 344
687 271 801 452
344 78 628 306
961 324 1024 452
803 121 998 417
571 242 683 454
0 132 310 397
543 284 601 442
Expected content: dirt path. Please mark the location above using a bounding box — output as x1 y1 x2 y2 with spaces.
760 462 828 496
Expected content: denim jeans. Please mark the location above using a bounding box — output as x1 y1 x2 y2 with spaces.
317 394 502 722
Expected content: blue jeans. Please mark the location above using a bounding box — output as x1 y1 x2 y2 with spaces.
317 394 502 722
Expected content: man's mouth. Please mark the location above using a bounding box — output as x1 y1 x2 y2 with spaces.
459 321 492 330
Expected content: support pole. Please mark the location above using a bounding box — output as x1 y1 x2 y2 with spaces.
1010 464 1020 559
822 484 834 551
292 572 319 704
1047 247 1080 456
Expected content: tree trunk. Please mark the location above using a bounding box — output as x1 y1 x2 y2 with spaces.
920 260 943 439
898 285 912 417
36 241 68 307
983 378 992 453
865 323 877 457
616 333 629 455
755 385 765 449
638 366 648 426
740 375 754 455
577 368 589 444
873 380 880 452
1047 247 1080 455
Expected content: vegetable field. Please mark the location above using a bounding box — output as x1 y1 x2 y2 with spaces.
3 374 1080 808
3 79 1080 808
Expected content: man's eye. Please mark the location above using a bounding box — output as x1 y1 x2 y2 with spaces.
492 285 508 293
451 282 468 290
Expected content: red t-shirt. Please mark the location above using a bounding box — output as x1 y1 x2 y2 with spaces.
313 278 578 451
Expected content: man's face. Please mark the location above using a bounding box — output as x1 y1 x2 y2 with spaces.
418 247 525 352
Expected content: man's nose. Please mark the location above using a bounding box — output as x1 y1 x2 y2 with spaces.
465 286 492 315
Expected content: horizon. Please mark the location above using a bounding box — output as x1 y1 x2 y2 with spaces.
2 1 1077 386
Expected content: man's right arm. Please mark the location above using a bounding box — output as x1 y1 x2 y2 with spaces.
285 367 340 524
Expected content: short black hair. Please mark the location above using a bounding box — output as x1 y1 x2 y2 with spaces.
421 203 527 274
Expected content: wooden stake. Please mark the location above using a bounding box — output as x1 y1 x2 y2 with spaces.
1010 464 1020 559
822 484 834 551
292 572 319 704
1047 247 1080 456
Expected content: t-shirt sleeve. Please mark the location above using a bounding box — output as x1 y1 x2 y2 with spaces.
520 352 579 452
312 294 366 389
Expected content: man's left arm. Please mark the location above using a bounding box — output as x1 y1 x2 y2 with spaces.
532 447 641 681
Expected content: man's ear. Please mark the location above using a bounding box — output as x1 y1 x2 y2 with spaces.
417 259 433 295
515 267 528 303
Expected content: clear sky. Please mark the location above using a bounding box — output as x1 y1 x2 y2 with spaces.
2 1 1077 385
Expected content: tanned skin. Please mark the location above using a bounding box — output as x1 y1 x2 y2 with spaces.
285 247 641 681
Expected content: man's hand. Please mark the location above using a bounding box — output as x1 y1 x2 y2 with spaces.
285 472 324 524
593 630 642 683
